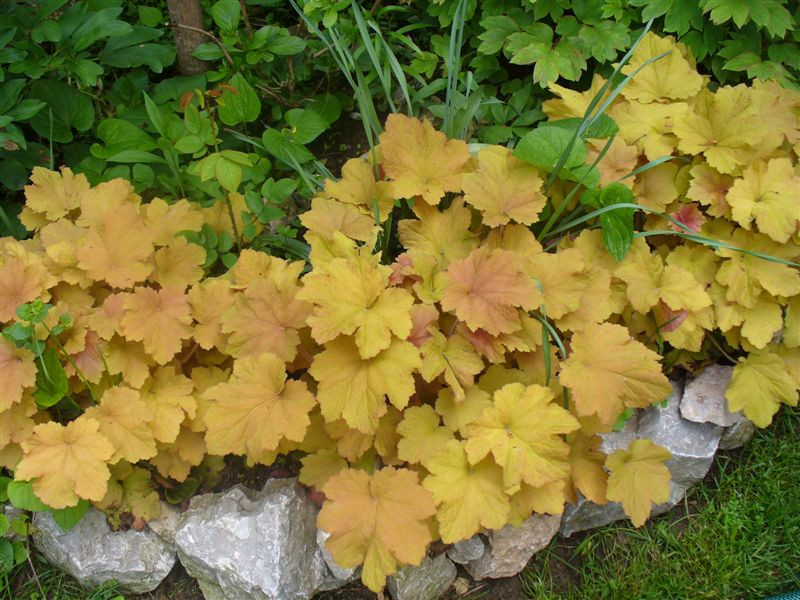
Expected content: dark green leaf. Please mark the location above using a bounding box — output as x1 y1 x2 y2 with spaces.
165 477 200 504
33 347 69 408
27 80 95 144
217 73 260 126
0 538 14 572
513 125 587 173
210 0 240 32
138 6 162 27
284 108 329 144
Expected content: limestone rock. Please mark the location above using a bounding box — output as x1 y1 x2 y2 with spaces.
638 379 722 487
32 508 175 594
681 365 739 427
3 504 24 540
387 554 456 600
719 414 756 450
466 514 560 579
146 502 181 547
599 411 640 455
559 481 686 538
446 536 485 564
174 479 331 600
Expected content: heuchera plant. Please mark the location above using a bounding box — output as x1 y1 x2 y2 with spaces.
0 33 798 593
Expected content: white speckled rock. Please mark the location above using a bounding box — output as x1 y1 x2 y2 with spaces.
466 514 560 579
174 479 336 600
446 536 486 564
387 554 456 600
639 379 722 487
3 504 24 540
32 508 175 594
559 481 686 538
681 365 739 427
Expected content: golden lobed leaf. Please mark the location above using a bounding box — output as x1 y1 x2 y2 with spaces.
318 467 436 592
15 416 114 509
605 439 672 527
120 286 193 364
84 385 158 464
726 349 798 428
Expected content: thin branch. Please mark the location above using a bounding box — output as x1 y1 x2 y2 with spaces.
170 22 235 67
239 0 253 39
255 84 298 107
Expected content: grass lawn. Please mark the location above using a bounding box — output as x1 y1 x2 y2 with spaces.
4 408 798 600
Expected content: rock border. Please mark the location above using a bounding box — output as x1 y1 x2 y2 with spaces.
21 364 753 599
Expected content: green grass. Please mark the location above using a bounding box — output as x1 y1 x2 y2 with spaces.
523 407 800 600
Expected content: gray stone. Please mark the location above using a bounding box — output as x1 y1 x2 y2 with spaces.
446 536 485 564
719 415 756 450
599 411 640 455
466 514 560 579
559 481 686 538
681 365 739 427
3 504 24 540
32 508 175 594
638 379 722 487
146 502 181 547
174 479 328 600
387 554 456 600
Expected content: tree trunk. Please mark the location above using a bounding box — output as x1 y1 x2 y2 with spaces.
166 0 210 75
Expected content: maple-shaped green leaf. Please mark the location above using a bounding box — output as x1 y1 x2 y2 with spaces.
700 0 794 37
578 22 630 62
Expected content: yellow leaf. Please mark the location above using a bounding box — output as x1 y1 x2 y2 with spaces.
379 114 470 205
75 179 140 228
568 432 608 505
105 337 153 389
442 247 540 335
0 254 51 322
325 419 374 463
715 230 800 308
84 385 157 464
785 296 800 348
140 366 196 444
396 405 454 466
299 449 348 490
543 75 612 120
605 439 671 527
465 383 579 491
188 278 236 351
152 237 206 290
462 146 545 226
318 467 436 592
419 329 484 401
144 198 204 246
620 33 703 103
726 350 798 427
398 198 477 266
727 158 800 244
559 323 671 424
298 252 413 359
121 286 192 364
0 391 36 449
528 249 589 319
423 440 510 543
15 416 114 508
674 87 766 175
75 203 154 288
0 338 36 411
221 277 310 362
310 336 421 434
435 386 492 436
686 163 734 219
588 137 639 187
300 197 376 242
151 426 206 481
24 167 89 222
204 353 316 458
323 157 394 222
508 480 567 526
610 100 687 160
615 248 711 314
633 162 681 212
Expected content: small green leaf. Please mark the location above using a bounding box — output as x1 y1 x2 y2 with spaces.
215 157 243 192
221 253 238 269
33 347 69 408
7 481 49 512
284 108 329 144
514 125 587 173
165 477 200 504
217 73 260 126
0 538 14 572
50 501 89 531
210 0 240 32
138 6 162 27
